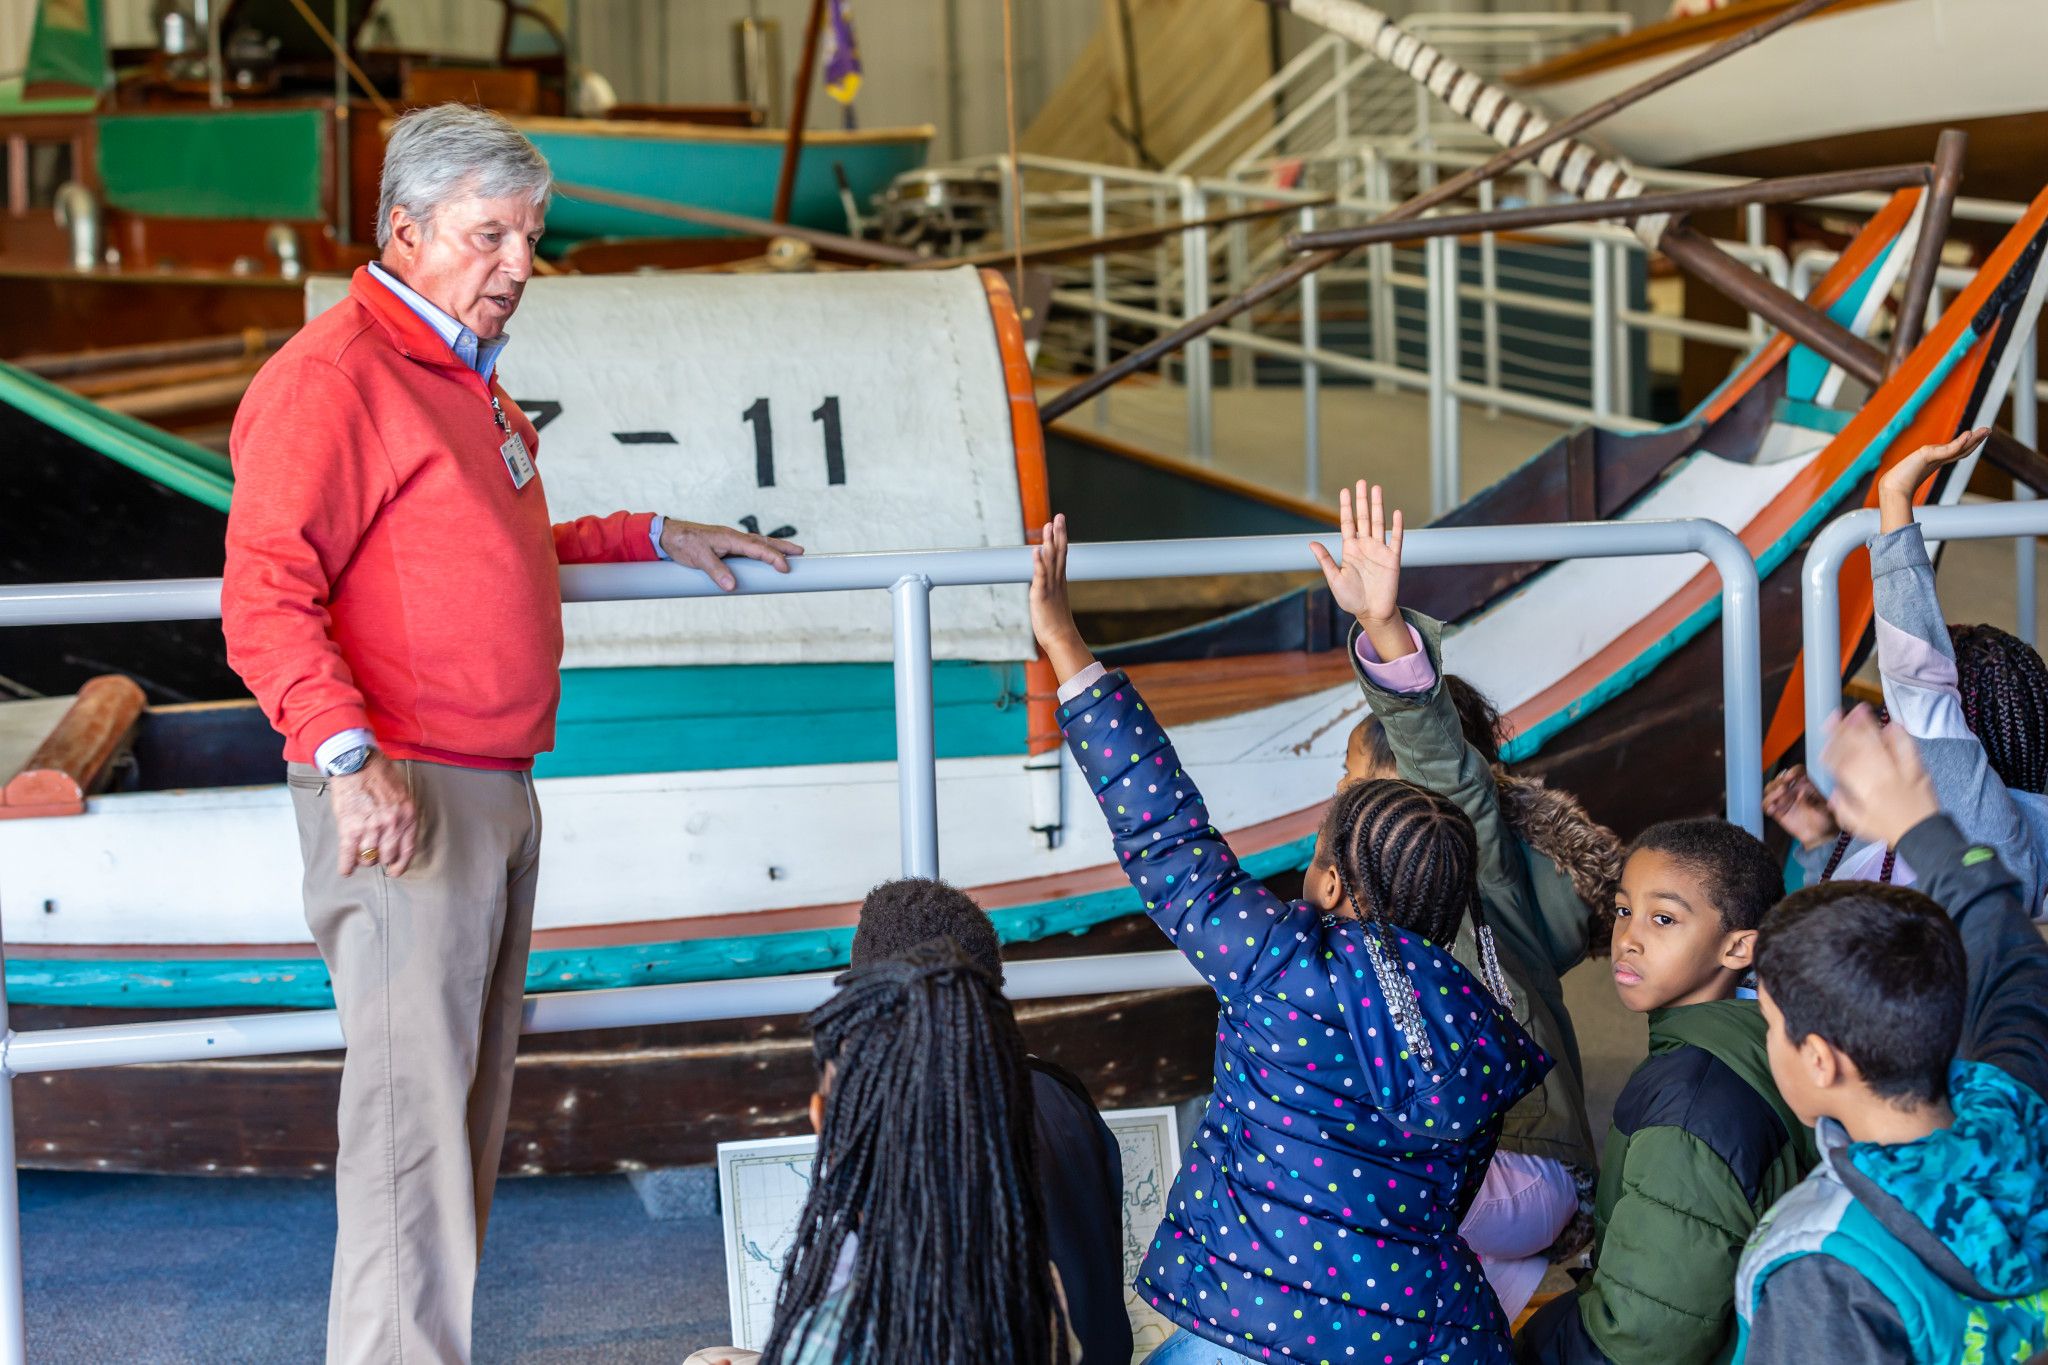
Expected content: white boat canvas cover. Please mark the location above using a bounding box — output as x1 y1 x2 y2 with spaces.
307 266 1034 666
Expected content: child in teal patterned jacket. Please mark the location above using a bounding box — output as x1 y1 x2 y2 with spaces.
1734 707 2048 1363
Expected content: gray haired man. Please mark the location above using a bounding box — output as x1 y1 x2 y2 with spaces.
222 104 800 1362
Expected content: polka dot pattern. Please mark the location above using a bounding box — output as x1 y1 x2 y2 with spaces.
1060 671 1554 1364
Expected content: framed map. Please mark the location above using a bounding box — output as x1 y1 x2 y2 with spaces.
717 1104 1183 1359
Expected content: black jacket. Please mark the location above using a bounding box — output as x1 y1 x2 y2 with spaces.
1029 1057 1131 1365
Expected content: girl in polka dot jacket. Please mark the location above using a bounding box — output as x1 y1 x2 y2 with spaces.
1029 515 1552 1365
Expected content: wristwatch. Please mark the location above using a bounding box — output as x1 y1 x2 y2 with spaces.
323 744 374 777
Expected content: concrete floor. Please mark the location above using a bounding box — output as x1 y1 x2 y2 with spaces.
18 1170 733 1363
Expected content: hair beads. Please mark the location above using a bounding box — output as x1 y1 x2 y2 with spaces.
1325 779 1500 1070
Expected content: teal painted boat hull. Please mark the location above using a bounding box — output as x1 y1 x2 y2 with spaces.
521 122 931 246
4 835 1317 1010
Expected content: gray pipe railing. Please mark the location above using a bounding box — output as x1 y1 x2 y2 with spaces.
1802 499 2048 792
0 521 1760 1359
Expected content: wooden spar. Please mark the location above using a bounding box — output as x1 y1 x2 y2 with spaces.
1658 227 1884 388
1286 163 1932 252
18 329 295 380
924 195 1336 271
772 0 832 225
1888 129 1970 375
1038 0 1848 423
0 676 145 820
95 373 256 420
1980 430 2048 497
551 180 922 265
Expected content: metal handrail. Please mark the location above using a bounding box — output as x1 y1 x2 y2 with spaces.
0 522 1762 1358
1802 500 2048 792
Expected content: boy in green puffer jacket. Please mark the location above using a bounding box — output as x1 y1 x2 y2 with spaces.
1734 708 2048 1363
1513 812 1815 1365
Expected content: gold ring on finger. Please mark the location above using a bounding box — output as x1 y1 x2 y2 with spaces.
357 847 381 866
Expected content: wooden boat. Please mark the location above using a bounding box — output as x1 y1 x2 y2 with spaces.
518 117 929 250
0 0 929 357
1506 0 2048 203
3 186 2045 1174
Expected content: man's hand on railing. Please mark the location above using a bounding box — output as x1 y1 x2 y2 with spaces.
659 519 804 592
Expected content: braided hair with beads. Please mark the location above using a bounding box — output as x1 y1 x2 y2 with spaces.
760 940 1068 1365
1316 777 1515 1071
1950 622 2048 795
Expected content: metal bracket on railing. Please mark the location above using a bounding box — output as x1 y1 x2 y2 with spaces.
890 574 940 879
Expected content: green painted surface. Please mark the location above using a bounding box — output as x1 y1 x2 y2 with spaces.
22 0 107 94
1773 397 1855 435
533 129 928 246
96 110 326 220
7 834 1320 1008
0 360 232 510
0 76 97 114
542 660 1028 778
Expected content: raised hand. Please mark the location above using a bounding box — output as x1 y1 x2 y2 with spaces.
1821 705 1940 850
1879 426 1990 533
1763 763 1840 850
1311 481 1415 664
1028 513 1096 683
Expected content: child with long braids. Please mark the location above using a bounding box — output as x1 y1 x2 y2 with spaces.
1311 482 1616 1321
1765 427 2048 915
690 941 1077 1365
1030 514 1551 1365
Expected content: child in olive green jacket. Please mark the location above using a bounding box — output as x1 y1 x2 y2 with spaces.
1314 482 1815 1361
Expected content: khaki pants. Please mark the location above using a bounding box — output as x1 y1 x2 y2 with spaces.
289 759 541 1365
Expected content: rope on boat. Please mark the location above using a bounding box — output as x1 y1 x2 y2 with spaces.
1283 0 1668 248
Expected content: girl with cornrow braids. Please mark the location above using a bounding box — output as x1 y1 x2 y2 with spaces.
1030 513 1551 1365
1766 428 2048 919
689 941 1078 1365
1314 481 1610 1319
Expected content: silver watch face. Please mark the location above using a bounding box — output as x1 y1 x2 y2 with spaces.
329 745 372 776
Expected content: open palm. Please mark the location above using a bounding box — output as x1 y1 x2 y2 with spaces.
1310 481 1404 625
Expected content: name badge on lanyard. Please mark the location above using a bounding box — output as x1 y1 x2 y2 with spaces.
490 391 535 489
500 430 535 489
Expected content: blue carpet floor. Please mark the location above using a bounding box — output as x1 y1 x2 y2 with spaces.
20 1171 733 1363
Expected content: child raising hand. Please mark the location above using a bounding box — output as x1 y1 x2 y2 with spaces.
1030 512 1552 1365
1313 483 1616 1319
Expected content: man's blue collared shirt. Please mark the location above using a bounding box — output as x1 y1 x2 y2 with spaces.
366 261 510 382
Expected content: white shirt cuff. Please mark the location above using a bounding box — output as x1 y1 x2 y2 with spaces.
314 727 375 774
1056 660 1110 705
649 514 670 560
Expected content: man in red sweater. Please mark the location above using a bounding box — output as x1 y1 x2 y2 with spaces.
222 104 799 1365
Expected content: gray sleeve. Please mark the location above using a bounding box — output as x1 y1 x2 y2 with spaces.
1790 839 1835 886
1743 1255 1909 1364
1869 523 2042 908
1898 815 2048 1103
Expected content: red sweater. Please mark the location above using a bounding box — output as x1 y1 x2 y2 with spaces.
223 267 656 768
